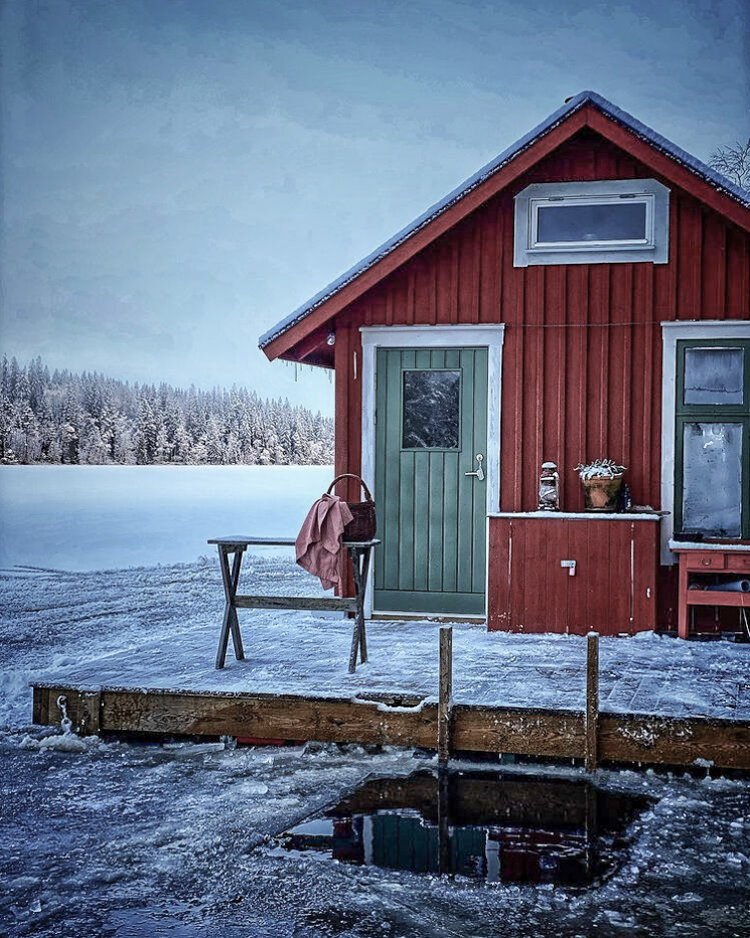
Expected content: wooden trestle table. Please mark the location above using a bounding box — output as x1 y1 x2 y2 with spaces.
208 536 380 673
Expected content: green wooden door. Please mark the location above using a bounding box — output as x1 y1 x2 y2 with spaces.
374 347 488 615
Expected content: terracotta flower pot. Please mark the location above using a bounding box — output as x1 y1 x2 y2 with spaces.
581 475 624 511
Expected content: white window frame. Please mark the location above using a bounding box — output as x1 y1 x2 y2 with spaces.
660 320 750 564
515 179 670 267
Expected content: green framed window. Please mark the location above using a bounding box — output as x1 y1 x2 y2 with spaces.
675 338 750 538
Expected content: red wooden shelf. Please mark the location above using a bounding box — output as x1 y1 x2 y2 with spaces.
672 545 750 638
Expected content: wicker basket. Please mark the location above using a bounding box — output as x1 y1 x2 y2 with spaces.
327 473 376 541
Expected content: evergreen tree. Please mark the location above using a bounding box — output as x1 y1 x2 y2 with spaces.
0 357 333 466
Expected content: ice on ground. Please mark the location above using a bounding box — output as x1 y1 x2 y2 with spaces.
2 551 750 937
3 734 750 938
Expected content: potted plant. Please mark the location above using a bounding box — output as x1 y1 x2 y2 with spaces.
575 458 627 512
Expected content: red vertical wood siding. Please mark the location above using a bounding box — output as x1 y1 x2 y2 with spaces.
488 517 659 635
332 129 750 622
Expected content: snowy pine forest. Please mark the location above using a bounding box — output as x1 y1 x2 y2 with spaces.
0 356 334 465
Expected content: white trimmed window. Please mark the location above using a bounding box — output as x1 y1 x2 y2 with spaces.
514 179 670 267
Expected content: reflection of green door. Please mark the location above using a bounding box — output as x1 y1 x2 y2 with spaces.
374 347 488 615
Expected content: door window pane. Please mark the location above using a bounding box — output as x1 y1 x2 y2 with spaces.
684 347 744 405
682 422 743 536
402 370 460 449
536 201 647 244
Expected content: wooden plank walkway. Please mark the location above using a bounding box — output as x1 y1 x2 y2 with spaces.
31 682 750 772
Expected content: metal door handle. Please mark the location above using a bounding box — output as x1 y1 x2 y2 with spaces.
465 453 484 481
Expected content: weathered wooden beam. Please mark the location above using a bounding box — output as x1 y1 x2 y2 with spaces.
29 683 750 771
438 626 453 767
585 632 599 772
598 713 750 770
234 595 357 612
95 688 438 747
453 706 586 759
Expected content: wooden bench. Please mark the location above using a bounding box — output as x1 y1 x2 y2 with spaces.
207 536 380 673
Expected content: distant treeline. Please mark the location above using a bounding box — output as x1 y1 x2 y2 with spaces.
0 356 333 466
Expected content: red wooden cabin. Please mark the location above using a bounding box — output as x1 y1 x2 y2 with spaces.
260 91 750 637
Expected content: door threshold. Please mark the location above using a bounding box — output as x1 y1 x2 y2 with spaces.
372 611 486 624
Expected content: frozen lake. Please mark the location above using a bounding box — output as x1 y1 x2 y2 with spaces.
0 465 333 571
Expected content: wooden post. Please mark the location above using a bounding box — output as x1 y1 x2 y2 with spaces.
32 686 47 726
438 626 453 767
585 631 599 772
347 545 370 673
215 546 246 669
77 690 102 736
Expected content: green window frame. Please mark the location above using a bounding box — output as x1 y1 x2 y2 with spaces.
675 338 750 538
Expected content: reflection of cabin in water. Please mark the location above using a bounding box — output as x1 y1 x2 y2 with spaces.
279 770 651 886
260 91 750 636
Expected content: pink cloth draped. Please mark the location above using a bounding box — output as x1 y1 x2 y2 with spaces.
295 494 354 590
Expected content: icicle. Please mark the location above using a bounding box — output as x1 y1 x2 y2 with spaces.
353 351 358 381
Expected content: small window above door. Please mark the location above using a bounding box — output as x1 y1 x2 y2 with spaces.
514 179 670 267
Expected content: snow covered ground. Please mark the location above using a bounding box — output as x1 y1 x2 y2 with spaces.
3 551 750 937
7 554 750 723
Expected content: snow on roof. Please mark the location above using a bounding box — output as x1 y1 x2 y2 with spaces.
259 90 750 351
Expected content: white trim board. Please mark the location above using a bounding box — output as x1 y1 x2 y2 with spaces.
360 324 505 617
489 511 660 521
660 320 750 565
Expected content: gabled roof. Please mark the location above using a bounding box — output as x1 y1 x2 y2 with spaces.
260 90 750 359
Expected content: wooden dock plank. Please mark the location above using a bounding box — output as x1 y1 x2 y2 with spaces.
453 706 585 759
31 682 750 771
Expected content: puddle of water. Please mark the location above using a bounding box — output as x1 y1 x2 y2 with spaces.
277 769 652 887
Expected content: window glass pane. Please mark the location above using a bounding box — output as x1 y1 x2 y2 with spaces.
682 422 743 536
402 370 460 448
684 347 744 405
536 202 647 244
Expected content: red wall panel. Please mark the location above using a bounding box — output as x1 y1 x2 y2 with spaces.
488 517 659 635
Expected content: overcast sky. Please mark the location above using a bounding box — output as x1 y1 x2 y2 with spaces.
1 0 748 415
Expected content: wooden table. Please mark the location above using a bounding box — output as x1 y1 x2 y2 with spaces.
207 536 380 673
670 541 750 639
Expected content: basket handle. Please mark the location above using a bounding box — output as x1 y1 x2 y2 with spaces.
326 473 373 503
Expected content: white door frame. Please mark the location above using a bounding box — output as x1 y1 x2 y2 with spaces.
359 324 505 617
